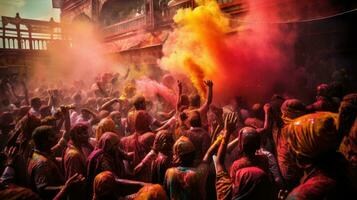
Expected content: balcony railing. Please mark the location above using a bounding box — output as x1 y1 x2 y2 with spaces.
0 36 54 50
101 0 245 39
1 14 63 51
102 15 147 38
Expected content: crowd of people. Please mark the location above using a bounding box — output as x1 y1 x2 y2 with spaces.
0 68 356 200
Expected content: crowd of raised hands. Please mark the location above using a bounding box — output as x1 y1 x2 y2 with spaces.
0 71 356 200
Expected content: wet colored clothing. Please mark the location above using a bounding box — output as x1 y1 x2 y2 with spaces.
229 155 270 180
277 125 303 189
27 150 64 200
151 153 172 184
164 163 209 200
216 167 274 200
183 127 210 165
286 169 353 200
63 144 91 180
121 132 155 182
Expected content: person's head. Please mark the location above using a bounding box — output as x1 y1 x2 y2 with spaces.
338 93 357 140
189 94 201 108
30 97 41 111
97 132 120 154
179 111 188 125
70 123 89 145
153 130 174 154
109 111 121 125
238 127 260 156
32 125 57 152
251 103 264 119
96 118 116 141
93 171 117 200
133 96 146 110
188 111 201 128
280 99 307 125
288 112 339 169
134 110 152 134
173 136 195 167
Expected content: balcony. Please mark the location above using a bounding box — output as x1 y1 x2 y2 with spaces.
101 0 245 40
1 14 64 51
102 14 147 38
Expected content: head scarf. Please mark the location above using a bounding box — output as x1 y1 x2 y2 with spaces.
232 167 273 200
172 136 195 164
96 117 115 141
134 110 152 134
97 132 120 153
93 171 117 200
288 112 339 159
70 122 89 144
281 99 307 125
153 130 174 153
237 127 260 156
134 184 168 200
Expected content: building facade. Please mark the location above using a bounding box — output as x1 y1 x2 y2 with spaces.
55 0 246 66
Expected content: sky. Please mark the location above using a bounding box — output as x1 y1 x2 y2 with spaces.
0 0 60 21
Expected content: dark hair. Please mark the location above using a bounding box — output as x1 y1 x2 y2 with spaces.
188 111 201 127
177 151 196 167
240 128 260 155
133 96 146 110
189 94 201 107
70 123 88 141
32 125 54 150
30 97 41 108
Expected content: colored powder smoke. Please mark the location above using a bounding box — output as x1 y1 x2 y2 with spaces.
160 0 297 104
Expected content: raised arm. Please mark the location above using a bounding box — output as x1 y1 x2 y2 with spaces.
215 113 238 173
176 80 183 112
100 98 120 111
202 134 224 163
257 103 272 135
200 80 213 112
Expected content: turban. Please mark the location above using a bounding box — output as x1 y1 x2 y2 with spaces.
173 136 195 163
93 171 117 200
288 112 339 159
96 117 115 141
281 99 307 125
134 184 168 200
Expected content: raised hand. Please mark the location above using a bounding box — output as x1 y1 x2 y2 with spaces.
204 80 213 88
224 112 238 133
177 80 183 91
211 124 223 144
263 103 271 113
3 146 18 166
